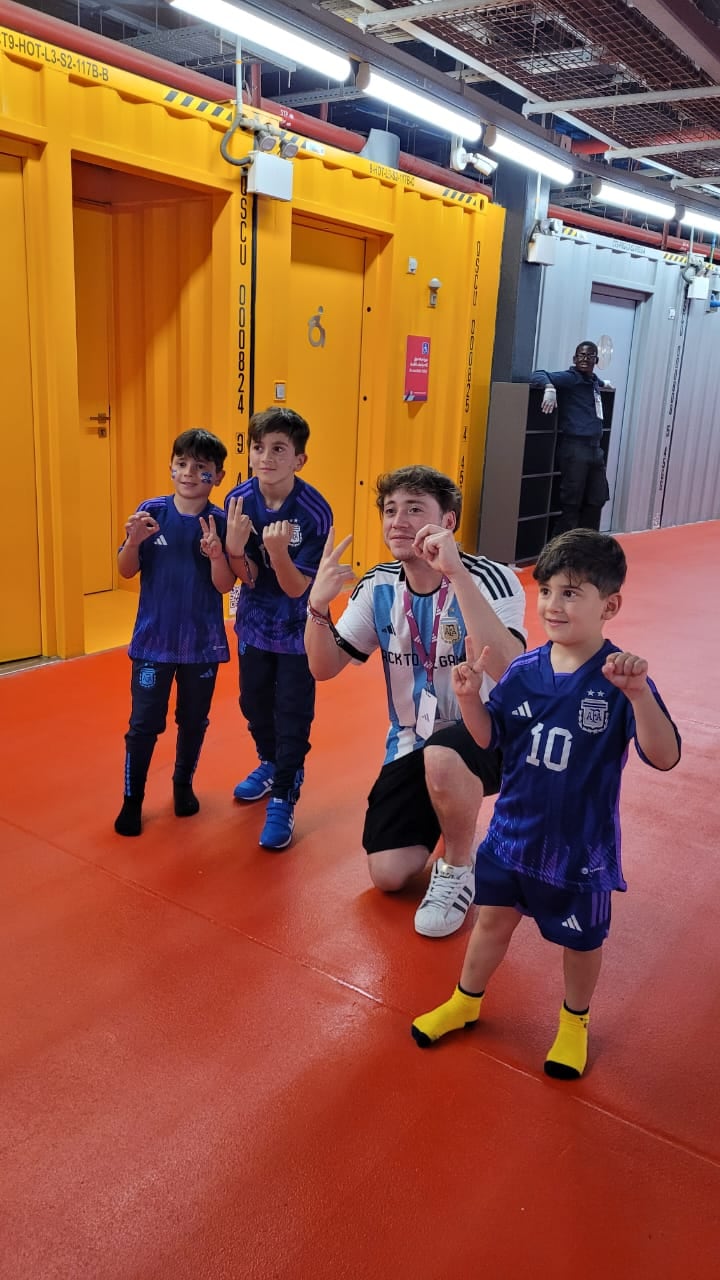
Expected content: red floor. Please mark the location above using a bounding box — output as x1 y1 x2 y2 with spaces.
1 522 719 1279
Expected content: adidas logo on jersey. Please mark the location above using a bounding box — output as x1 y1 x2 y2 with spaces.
381 623 396 635
561 915 583 933
511 701 532 718
153 535 168 546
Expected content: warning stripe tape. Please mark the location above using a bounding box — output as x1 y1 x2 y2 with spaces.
0 24 482 205
441 187 482 207
163 88 233 121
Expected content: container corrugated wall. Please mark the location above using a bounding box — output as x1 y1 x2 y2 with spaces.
0 17 503 658
534 228 720 533
660 301 720 527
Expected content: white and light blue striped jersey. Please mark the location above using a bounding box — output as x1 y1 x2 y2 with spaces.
334 554 526 764
479 640 681 892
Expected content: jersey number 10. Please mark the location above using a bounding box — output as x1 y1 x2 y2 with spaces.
525 722 572 773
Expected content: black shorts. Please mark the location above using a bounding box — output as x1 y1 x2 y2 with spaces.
362 722 503 856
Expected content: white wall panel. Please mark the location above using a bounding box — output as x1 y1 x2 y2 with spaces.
533 228 719 532
660 301 720 527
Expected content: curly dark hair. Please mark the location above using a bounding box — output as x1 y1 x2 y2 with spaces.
375 465 462 521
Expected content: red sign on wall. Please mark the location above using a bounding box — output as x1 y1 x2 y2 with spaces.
404 335 431 402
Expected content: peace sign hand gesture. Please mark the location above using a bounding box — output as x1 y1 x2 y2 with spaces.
225 495 254 558
199 514 223 560
309 527 356 613
452 634 490 699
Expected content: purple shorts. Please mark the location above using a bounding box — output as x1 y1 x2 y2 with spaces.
474 852 612 952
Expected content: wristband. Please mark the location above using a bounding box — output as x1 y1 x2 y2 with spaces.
307 602 331 627
242 554 256 588
229 550 256 586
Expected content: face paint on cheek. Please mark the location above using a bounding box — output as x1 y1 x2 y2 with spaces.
171 468 179 480
200 471 213 484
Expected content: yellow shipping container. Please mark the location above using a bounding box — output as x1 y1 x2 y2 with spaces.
0 20 504 660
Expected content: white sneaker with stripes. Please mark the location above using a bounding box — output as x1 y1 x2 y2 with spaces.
414 858 475 938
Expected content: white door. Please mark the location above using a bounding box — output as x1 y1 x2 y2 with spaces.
587 291 637 531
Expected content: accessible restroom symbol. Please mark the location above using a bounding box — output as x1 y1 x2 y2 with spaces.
308 306 326 348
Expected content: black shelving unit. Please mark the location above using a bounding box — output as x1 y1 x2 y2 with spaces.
477 383 614 566
515 387 561 562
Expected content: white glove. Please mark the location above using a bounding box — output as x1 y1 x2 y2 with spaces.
541 385 557 414
602 380 614 389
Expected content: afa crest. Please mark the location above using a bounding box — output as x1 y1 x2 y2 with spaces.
579 696 609 733
440 619 461 644
288 521 303 547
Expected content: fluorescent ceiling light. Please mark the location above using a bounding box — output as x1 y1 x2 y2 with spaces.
591 180 675 221
681 209 720 236
357 65 482 142
169 0 351 82
484 126 574 185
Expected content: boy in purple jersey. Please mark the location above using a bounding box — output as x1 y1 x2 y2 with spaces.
412 529 680 1078
114 429 235 838
224 408 332 851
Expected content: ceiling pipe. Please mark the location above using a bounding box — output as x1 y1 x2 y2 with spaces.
260 99 490 194
572 127 720 156
249 62 262 111
260 98 365 152
571 139 610 155
550 203 720 261
0 0 233 101
0 0 488 197
397 149 490 194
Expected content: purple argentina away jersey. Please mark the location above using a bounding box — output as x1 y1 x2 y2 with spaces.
225 475 332 655
128 496 230 665
478 639 680 894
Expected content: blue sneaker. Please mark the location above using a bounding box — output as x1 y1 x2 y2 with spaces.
233 761 275 802
259 798 295 850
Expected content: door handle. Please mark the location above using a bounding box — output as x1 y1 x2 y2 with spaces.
89 411 110 425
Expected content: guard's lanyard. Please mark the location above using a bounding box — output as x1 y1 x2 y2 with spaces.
403 579 449 691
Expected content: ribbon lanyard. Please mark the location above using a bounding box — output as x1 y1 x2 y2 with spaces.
403 578 449 692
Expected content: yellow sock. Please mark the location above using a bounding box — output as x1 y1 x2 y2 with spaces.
411 985 483 1048
544 1005 590 1079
